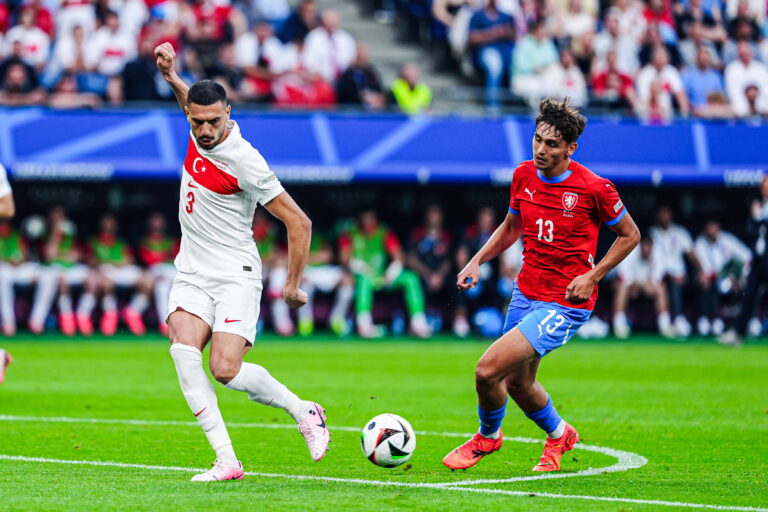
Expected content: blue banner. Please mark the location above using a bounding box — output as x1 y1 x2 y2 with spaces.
2 108 766 186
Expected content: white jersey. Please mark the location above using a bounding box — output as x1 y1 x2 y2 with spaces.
694 231 752 277
0 163 12 197
617 244 664 285
175 120 284 279
650 223 693 278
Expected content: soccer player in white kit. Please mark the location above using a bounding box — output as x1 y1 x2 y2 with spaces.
0 162 14 383
155 43 330 481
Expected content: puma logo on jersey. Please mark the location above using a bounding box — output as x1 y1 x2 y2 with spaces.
525 188 536 201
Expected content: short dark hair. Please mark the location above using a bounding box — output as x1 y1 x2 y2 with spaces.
535 98 586 144
187 80 227 107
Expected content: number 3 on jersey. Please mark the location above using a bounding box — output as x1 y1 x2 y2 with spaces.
185 191 195 214
536 218 554 242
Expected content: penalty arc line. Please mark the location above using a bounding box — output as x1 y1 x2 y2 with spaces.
0 414 645 485
0 455 765 512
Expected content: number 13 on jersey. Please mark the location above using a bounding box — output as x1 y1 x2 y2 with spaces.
535 218 554 242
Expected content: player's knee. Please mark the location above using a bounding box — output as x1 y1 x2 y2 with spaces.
475 363 499 390
209 359 240 384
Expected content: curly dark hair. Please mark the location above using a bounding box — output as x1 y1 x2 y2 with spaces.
535 98 587 144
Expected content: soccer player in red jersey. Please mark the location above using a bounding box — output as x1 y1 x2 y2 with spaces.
443 99 640 472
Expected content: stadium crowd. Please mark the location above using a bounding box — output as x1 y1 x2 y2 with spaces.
371 0 768 119
1 196 764 342
0 0 434 113
0 0 767 119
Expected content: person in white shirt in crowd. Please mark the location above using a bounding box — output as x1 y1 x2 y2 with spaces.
88 10 137 78
47 24 94 80
117 0 150 38
57 0 97 40
234 20 285 100
725 41 768 117
302 9 356 83
592 9 640 75
552 0 595 41
679 21 723 70
613 237 673 338
248 0 291 30
725 0 765 26
5 8 50 72
650 205 705 338
694 220 752 336
549 48 587 107
611 0 647 44
636 45 691 121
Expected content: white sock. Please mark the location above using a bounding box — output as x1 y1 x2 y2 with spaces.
479 429 501 440
0 263 15 327
357 311 373 329
58 295 73 314
129 294 149 313
330 285 353 321
547 420 566 439
225 362 310 421
658 311 671 330
102 294 117 312
169 344 237 466
77 292 96 316
30 269 58 325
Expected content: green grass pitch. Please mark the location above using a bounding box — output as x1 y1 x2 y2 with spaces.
0 335 766 511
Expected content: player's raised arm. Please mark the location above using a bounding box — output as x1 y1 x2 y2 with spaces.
457 211 522 291
154 43 189 114
565 212 641 303
263 191 312 309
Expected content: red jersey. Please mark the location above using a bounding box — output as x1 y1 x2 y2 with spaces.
508 160 626 310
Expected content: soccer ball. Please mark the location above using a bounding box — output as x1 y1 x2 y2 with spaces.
361 413 416 468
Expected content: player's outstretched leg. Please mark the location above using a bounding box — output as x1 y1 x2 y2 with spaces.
212 334 330 462
443 328 537 470
506 369 579 472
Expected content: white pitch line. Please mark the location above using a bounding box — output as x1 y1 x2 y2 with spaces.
1 455 764 512
0 414 645 485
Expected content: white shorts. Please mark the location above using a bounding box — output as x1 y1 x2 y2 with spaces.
53 264 89 285
99 264 143 287
149 263 177 281
167 271 262 344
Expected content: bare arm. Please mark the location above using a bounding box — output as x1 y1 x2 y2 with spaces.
0 193 15 218
263 191 312 309
154 43 189 114
457 212 523 290
565 212 641 303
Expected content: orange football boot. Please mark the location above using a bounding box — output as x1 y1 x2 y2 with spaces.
442 430 502 470
532 423 579 472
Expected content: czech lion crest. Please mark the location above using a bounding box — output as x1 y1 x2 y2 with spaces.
562 192 579 211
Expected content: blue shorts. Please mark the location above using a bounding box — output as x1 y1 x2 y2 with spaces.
502 282 592 357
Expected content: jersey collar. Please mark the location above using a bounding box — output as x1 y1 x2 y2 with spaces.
536 160 575 184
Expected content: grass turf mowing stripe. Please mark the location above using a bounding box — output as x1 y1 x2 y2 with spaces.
0 413 647 485
1 455 763 512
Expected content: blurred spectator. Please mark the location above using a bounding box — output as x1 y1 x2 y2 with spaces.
725 41 768 116
674 0 726 44
722 13 761 63
613 237 674 338
467 0 516 108
0 47 46 106
339 210 431 339
549 48 587 107
278 0 318 43
0 219 57 336
720 176 768 345
390 62 432 114
303 9 356 83
89 10 136 77
234 21 283 101
636 45 690 122
117 0 150 37
592 49 637 111
122 39 163 101
679 21 723 70
650 205 704 338
271 36 336 107
643 0 677 43
183 0 241 44
252 209 292 335
725 0 763 39
335 42 384 109
694 220 751 336
553 0 595 41
408 205 455 333
613 0 647 44
48 72 101 108
0 3 10 35
639 23 682 67
42 206 86 337
137 212 178 336
247 0 291 32
25 0 55 38
593 9 640 74
511 19 559 106
57 0 97 39
47 24 94 79
682 46 727 112
5 7 50 71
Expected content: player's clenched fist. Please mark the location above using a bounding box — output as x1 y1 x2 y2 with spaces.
154 42 175 76
284 287 308 309
457 261 479 291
